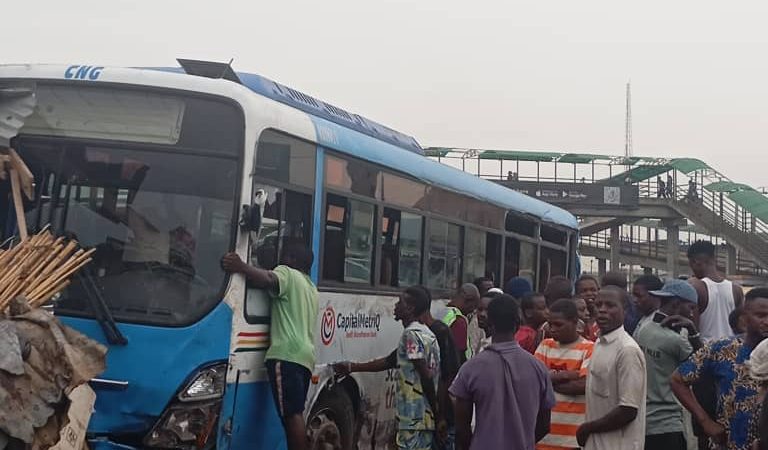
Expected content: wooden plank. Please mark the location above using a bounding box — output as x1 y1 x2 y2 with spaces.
8 148 34 199
10 169 28 240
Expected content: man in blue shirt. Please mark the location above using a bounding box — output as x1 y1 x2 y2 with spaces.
671 287 768 450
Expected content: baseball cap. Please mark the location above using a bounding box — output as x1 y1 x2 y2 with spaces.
649 279 698 304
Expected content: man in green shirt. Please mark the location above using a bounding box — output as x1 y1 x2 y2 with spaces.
635 279 702 450
222 244 318 450
443 284 480 363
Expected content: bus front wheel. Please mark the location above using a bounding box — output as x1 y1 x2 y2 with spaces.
307 387 355 450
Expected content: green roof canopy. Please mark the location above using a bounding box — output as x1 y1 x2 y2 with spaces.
558 153 613 164
704 181 752 193
479 150 561 162
670 158 710 174
605 164 672 184
729 189 768 222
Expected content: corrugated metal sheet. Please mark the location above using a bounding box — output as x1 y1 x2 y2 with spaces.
0 299 106 445
0 86 37 148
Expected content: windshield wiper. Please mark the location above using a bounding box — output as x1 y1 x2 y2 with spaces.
76 270 128 346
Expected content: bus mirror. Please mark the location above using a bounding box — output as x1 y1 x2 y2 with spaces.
239 204 262 232
239 189 267 232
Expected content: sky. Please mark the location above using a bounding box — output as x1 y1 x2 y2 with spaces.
5 0 768 187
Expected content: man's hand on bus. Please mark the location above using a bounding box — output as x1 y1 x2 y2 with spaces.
333 351 397 375
221 252 247 273
220 252 279 291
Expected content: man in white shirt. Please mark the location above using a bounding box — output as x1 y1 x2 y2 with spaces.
577 286 647 450
687 240 744 341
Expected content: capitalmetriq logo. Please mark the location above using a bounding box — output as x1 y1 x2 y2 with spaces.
321 306 336 346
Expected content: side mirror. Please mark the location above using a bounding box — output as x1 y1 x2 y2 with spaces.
239 204 262 232
239 189 267 233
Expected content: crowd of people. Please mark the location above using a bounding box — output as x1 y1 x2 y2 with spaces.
221 239 768 450
335 239 768 450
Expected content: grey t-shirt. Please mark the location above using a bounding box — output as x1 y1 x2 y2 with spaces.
634 320 693 435
449 341 555 450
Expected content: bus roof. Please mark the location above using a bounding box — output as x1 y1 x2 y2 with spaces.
147 66 424 155
145 65 578 230
0 63 577 230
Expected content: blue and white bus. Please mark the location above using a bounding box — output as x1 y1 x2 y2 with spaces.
0 60 579 450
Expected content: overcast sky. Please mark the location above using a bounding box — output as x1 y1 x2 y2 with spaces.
5 1 767 186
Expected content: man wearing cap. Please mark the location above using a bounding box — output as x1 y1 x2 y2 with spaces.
634 280 702 450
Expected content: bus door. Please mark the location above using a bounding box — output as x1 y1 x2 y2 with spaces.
217 186 279 450
218 183 314 450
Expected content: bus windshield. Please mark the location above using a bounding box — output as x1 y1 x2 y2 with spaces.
9 85 243 327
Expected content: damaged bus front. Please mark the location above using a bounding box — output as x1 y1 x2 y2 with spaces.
0 69 245 449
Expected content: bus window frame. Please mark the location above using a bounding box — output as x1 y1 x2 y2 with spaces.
315 150 574 297
6 84 248 328
249 131 319 271
245 129 318 325
12 120 245 328
319 189 380 289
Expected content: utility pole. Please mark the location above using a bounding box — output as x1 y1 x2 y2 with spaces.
625 81 633 158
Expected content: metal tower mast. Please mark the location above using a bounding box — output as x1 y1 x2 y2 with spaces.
625 81 633 157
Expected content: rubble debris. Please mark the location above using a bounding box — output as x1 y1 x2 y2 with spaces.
0 297 106 449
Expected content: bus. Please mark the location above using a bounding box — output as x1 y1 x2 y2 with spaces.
0 60 579 450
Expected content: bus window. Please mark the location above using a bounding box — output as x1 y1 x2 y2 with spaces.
380 173 427 209
504 237 536 289
506 213 537 237
380 208 423 287
463 228 486 284
504 237 520 283
250 186 312 270
322 194 376 284
539 247 568 290
485 233 502 285
466 200 506 230
427 188 466 222
17 140 239 327
541 225 568 246
520 241 537 289
427 220 461 291
253 130 316 189
326 155 380 198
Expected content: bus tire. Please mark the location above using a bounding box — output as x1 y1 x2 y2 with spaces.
307 387 355 450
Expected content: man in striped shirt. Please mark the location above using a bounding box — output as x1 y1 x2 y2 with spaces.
535 298 594 450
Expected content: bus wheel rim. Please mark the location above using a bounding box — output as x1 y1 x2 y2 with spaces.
308 409 341 450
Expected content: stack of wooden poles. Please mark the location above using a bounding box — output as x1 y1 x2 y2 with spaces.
0 227 95 311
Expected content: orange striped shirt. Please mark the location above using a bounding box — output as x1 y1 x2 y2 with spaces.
534 337 594 450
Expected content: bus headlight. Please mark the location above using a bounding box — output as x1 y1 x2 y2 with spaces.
144 363 226 449
179 364 226 402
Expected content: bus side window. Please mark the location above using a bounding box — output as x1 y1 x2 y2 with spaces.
463 228 487 284
380 208 400 286
250 185 312 270
246 186 312 324
322 194 376 285
380 208 423 287
427 219 462 292
539 247 567 291
398 212 423 287
485 233 502 286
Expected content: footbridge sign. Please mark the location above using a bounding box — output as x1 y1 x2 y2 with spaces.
497 180 639 207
